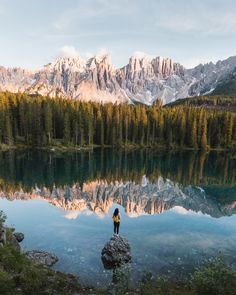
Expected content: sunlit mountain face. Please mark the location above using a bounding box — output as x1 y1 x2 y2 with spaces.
0 149 236 218
1 54 236 105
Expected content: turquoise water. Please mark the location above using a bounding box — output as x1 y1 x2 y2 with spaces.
0 149 236 287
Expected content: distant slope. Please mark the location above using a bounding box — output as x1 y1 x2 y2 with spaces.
212 68 236 95
166 95 236 112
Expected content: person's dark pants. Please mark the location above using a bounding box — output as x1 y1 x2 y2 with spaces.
114 222 120 234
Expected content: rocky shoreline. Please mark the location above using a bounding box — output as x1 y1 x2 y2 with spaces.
0 214 105 295
0 214 133 295
3 229 60 268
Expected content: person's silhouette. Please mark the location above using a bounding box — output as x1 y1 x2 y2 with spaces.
112 208 120 235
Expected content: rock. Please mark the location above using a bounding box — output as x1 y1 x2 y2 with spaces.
101 235 131 269
13 232 24 242
0 228 6 246
0 228 21 249
10 234 21 250
25 250 58 266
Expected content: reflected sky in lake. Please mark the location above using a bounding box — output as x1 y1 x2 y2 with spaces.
0 149 236 286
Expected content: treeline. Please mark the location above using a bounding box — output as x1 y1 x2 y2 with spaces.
0 92 236 149
169 95 236 108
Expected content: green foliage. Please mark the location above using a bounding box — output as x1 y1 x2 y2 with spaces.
16 265 48 295
190 255 236 295
169 95 236 109
0 245 26 273
0 270 15 295
0 210 6 226
137 255 236 295
0 92 235 150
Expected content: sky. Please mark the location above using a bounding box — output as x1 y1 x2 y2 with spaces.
0 0 236 69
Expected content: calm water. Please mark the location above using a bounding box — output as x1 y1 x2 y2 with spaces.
0 149 236 287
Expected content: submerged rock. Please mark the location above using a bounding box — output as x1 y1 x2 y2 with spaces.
13 232 24 242
101 235 131 269
25 250 58 266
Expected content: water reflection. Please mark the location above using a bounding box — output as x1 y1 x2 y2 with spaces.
0 149 236 190
0 149 236 287
1 176 236 218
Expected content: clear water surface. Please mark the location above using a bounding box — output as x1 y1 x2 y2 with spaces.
0 149 236 287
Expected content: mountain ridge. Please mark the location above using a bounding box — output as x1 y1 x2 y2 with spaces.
0 53 236 105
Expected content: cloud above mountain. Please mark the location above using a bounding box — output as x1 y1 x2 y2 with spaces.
59 45 80 58
0 0 235 70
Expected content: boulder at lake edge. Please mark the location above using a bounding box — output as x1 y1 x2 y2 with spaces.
101 235 131 269
13 232 24 243
25 250 59 267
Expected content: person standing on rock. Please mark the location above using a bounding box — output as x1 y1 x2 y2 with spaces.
113 208 120 235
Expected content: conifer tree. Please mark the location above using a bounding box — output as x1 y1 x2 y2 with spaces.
63 112 70 144
226 112 233 146
44 101 53 144
200 111 208 150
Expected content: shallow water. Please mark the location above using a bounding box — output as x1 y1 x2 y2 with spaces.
0 149 236 287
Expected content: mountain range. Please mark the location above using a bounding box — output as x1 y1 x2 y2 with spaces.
0 53 236 105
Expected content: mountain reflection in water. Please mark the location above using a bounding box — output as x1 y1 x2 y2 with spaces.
0 149 236 218
1 175 236 218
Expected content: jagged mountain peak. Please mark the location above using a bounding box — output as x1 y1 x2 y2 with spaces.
92 52 112 63
129 52 153 62
87 53 114 71
0 53 236 104
44 56 86 73
128 54 173 66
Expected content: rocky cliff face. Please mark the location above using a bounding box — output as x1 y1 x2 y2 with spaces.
187 56 236 96
0 54 236 104
0 66 34 93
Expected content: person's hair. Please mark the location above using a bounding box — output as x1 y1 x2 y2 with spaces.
113 208 119 216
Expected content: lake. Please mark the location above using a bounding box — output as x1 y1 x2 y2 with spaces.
0 149 236 288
